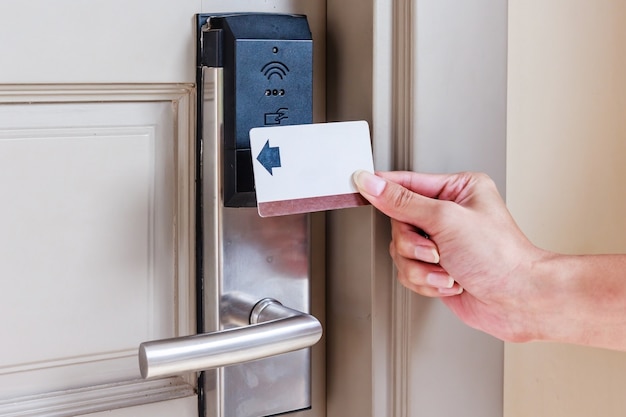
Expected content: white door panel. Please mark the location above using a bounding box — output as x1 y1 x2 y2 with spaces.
0 100 181 396
0 0 198 83
0 88 195 415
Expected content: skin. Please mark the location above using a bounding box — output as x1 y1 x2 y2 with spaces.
352 170 626 351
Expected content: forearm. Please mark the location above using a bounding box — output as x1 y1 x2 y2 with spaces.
533 253 626 350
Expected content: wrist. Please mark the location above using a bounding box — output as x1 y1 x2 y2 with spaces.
502 248 562 343
524 251 576 343
528 252 626 349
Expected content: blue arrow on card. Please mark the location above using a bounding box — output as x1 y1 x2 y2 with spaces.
256 139 282 175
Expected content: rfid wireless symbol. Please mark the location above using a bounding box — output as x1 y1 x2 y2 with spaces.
261 61 290 80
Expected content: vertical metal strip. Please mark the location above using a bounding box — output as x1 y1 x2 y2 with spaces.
200 66 224 417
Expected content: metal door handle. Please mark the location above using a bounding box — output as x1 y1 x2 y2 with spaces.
139 297 322 379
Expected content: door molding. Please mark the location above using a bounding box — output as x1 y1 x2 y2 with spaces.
388 1 415 415
0 84 193 103
326 0 506 415
0 83 196 341
387 0 508 416
0 378 194 417
0 84 197 415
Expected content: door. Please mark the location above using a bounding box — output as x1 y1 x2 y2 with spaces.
0 1 325 416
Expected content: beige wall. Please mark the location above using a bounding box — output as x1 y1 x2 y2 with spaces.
506 1 626 416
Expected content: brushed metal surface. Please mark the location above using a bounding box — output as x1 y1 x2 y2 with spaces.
201 66 317 417
139 298 322 379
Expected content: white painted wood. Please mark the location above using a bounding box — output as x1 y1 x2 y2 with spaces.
1 101 169 395
0 0 199 83
0 378 194 417
0 87 196 415
506 1 626 416
89 395 198 417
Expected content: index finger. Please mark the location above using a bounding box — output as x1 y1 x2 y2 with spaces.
376 171 459 199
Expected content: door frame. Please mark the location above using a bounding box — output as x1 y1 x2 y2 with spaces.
325 0 507 416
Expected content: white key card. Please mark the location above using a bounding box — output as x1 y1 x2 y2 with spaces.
249 120 374 217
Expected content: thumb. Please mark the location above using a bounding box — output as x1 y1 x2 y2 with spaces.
352 170 440 229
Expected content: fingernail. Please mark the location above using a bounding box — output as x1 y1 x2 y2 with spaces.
438 285 464 296
414 246 440 264
426 272 454 289
353 170 386 197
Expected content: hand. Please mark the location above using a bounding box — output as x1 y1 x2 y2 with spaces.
352 170 547 343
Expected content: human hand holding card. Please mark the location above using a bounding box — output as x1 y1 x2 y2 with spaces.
249 120 374 217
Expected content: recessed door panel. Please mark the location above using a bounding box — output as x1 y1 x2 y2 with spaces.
0 94 196 416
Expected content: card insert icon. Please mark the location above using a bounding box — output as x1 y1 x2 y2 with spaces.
264 108 289 125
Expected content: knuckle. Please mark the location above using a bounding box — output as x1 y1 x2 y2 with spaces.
475 172 497 188
388 186 415 211
465 171 498 193
395 267 409 285
389 240 398 258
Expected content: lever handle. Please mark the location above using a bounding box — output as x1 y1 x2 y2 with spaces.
138 298 322 379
